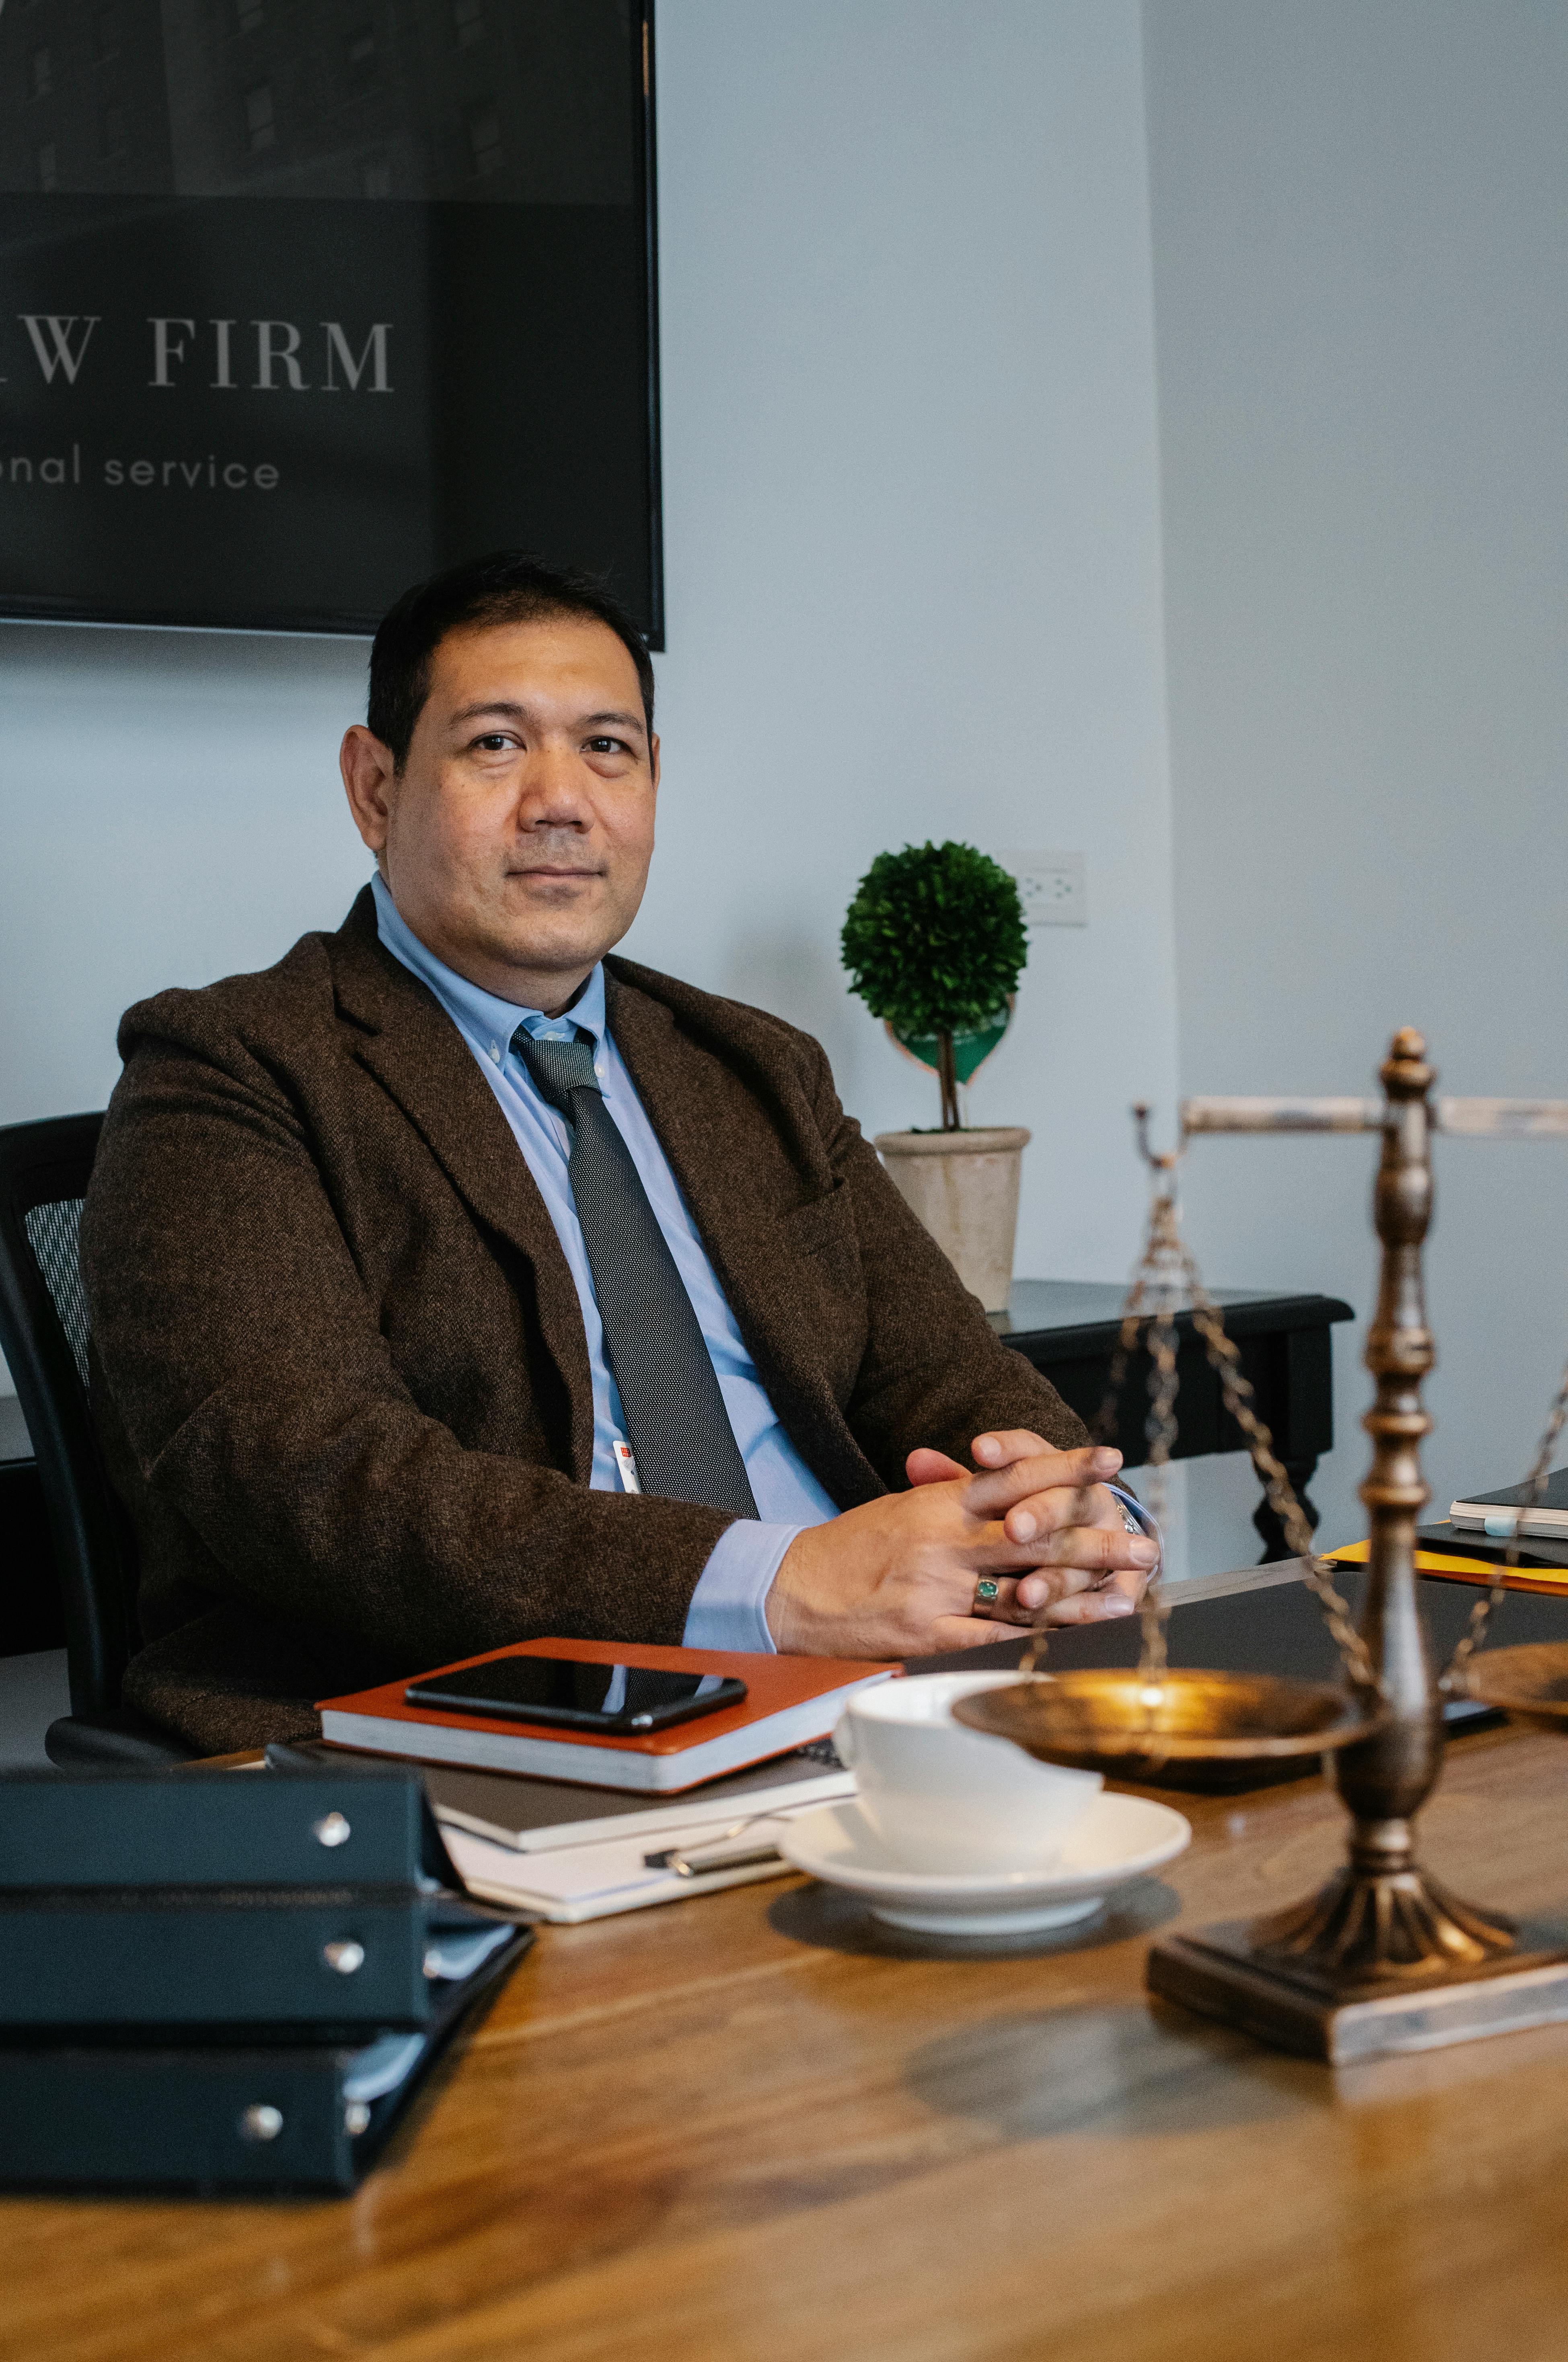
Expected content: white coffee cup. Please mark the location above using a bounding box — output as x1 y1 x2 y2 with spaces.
834 1673 1104 1876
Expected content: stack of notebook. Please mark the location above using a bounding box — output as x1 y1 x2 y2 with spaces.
1307 1470 1568 1599
316 1636 897 1789
1425 1468 1568 1575
310 1637 895 1920
0 1760 530 2195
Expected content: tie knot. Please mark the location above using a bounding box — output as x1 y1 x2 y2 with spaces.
513 1027 600 1117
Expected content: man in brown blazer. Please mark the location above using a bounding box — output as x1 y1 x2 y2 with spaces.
81 554 1155 1752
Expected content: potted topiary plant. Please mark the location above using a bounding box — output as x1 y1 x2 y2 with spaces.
841 840 1030 1311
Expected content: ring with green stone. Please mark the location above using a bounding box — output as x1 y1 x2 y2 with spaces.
973 1578 1001 1607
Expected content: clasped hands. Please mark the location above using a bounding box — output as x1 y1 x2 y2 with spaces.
766 1432 1158 1658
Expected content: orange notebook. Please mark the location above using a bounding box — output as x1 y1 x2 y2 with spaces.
317 1638 899 1793
1325 1539 1568 1598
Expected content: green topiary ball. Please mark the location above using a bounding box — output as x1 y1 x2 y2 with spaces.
841 840 1028 1038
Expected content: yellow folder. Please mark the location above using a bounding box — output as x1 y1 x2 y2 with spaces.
1324 1538 1568 1592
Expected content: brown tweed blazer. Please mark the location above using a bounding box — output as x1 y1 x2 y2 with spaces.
80 887 1085 1751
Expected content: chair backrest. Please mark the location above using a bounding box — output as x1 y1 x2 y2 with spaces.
0 1113 139 1716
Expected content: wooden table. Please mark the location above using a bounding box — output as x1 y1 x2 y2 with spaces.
995 1281 1354 1560
10 1703 1568 2354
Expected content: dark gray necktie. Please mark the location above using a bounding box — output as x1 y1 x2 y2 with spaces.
514 1027 758 1520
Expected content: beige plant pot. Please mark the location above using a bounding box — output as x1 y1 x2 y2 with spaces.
873 1126 1031 1313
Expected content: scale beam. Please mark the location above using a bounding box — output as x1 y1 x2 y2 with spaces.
1180 1094 1568 1141
1181 1097 1381 1135
1436 1099 1568 1138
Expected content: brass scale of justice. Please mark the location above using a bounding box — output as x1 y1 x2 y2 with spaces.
955 1029 1568 2063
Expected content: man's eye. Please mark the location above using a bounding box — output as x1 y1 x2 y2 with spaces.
473 734 514 752
586 736 629 755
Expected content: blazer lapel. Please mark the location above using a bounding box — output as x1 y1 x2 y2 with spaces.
329 893 596 1477
608 974 878 1502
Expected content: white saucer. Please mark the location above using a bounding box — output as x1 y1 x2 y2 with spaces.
779 1792 1191 1936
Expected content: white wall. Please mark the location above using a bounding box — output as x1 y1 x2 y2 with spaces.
1144 0 1568 1564
640 0 1179 1307
0 624 374 1127
0 5 1181 1450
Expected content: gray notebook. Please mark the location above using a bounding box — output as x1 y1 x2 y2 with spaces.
300 1739 849 1855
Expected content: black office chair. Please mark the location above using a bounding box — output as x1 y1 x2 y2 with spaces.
0 1113 192 1766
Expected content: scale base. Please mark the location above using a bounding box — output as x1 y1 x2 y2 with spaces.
1149 1916 1568 2064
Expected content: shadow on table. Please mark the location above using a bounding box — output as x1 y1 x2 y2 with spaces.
906 1996 1321 2142
767 1874 1182 1963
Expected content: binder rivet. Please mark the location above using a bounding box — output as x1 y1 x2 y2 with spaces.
324 1940 366 1974
345 2102 372 2137
312 1811 352 1848
240 2105 284 2143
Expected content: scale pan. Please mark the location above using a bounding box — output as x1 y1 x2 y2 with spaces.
1461 1642 1568 1731
953 1669 1385 1786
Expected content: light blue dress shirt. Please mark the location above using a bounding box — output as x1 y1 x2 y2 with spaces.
372 874 1156 1651
372 872 835 1652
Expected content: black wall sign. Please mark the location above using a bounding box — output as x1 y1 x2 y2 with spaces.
0 0 662 639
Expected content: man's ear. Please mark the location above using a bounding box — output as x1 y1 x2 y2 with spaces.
341 725 397 859
649 732 660 794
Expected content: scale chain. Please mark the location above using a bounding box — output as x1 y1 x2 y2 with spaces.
1017 1092 1568 1700
1017 1189 1184 1685
1176 1254 1377 1692
1017 1117 1380 1698
1178 1085 1568 1688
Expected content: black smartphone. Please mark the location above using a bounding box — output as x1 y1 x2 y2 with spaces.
405 1657 748 1734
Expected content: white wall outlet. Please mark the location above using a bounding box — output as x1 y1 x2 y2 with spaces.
996 849 1087 929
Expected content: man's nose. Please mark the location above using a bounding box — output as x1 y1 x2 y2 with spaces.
516 743 592 827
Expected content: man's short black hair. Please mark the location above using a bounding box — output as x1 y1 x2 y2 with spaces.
366 551 655 768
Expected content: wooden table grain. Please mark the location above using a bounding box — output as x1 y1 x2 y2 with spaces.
10 1724 1568 2362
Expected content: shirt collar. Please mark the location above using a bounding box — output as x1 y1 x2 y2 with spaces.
370 870 607 1062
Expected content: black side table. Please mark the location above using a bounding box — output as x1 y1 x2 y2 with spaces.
991 1280 1355 1561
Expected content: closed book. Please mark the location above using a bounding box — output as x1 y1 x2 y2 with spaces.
0 1885 516 2032
0 1926 529 2195
318 1638 898 1792
1449 1466 1568 1539
300 1739 853 1854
